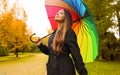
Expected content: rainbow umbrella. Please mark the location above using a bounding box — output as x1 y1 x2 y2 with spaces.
45 0 98 63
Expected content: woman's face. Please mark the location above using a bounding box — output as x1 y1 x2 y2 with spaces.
54 9 65 22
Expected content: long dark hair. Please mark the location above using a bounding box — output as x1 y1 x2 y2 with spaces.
52 9 72 54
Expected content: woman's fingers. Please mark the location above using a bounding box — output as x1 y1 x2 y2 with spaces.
35 37 42 46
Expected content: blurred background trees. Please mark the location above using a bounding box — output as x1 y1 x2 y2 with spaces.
0 0 35 57
85 0 120 60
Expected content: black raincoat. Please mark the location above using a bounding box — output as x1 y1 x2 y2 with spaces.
38 28 87 75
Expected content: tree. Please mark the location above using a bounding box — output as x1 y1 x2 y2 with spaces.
0 0 31 57
85 0 119 59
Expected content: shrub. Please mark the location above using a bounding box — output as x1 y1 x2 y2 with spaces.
0 46 9 56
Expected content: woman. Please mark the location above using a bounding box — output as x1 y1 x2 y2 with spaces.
35 9 88 75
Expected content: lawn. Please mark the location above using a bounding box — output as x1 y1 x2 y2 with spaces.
86 61 120 75
0 53 35 62
0 53 120 75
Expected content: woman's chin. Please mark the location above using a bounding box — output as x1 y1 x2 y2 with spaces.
54 18 59 22
55 19 64 23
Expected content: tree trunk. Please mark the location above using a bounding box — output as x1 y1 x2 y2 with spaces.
15 48 19 58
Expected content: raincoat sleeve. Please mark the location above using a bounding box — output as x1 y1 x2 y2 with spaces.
38 43 49 55
65 29 88 75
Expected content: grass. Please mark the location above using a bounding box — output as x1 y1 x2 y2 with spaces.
86 61 120 75
0 53 35 62
0 53 120 75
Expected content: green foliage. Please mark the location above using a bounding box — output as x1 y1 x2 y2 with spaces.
85 0 120 60
0 46 9 56
85 0 115 34
99 32 120 61
26 43 40 53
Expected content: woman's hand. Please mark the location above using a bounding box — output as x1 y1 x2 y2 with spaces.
34 37 42 46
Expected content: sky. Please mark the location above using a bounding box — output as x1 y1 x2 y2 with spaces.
19 0 51 37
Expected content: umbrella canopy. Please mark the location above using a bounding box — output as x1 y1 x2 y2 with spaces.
45 0 98 63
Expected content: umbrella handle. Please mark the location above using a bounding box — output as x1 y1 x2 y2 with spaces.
30 32 53 43
30 33 39 43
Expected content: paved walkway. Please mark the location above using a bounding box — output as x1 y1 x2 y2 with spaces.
0 54 48 75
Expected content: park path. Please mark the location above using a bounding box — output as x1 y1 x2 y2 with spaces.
0 54 48 75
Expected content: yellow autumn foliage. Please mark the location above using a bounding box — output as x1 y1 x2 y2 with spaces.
0 0 32 52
